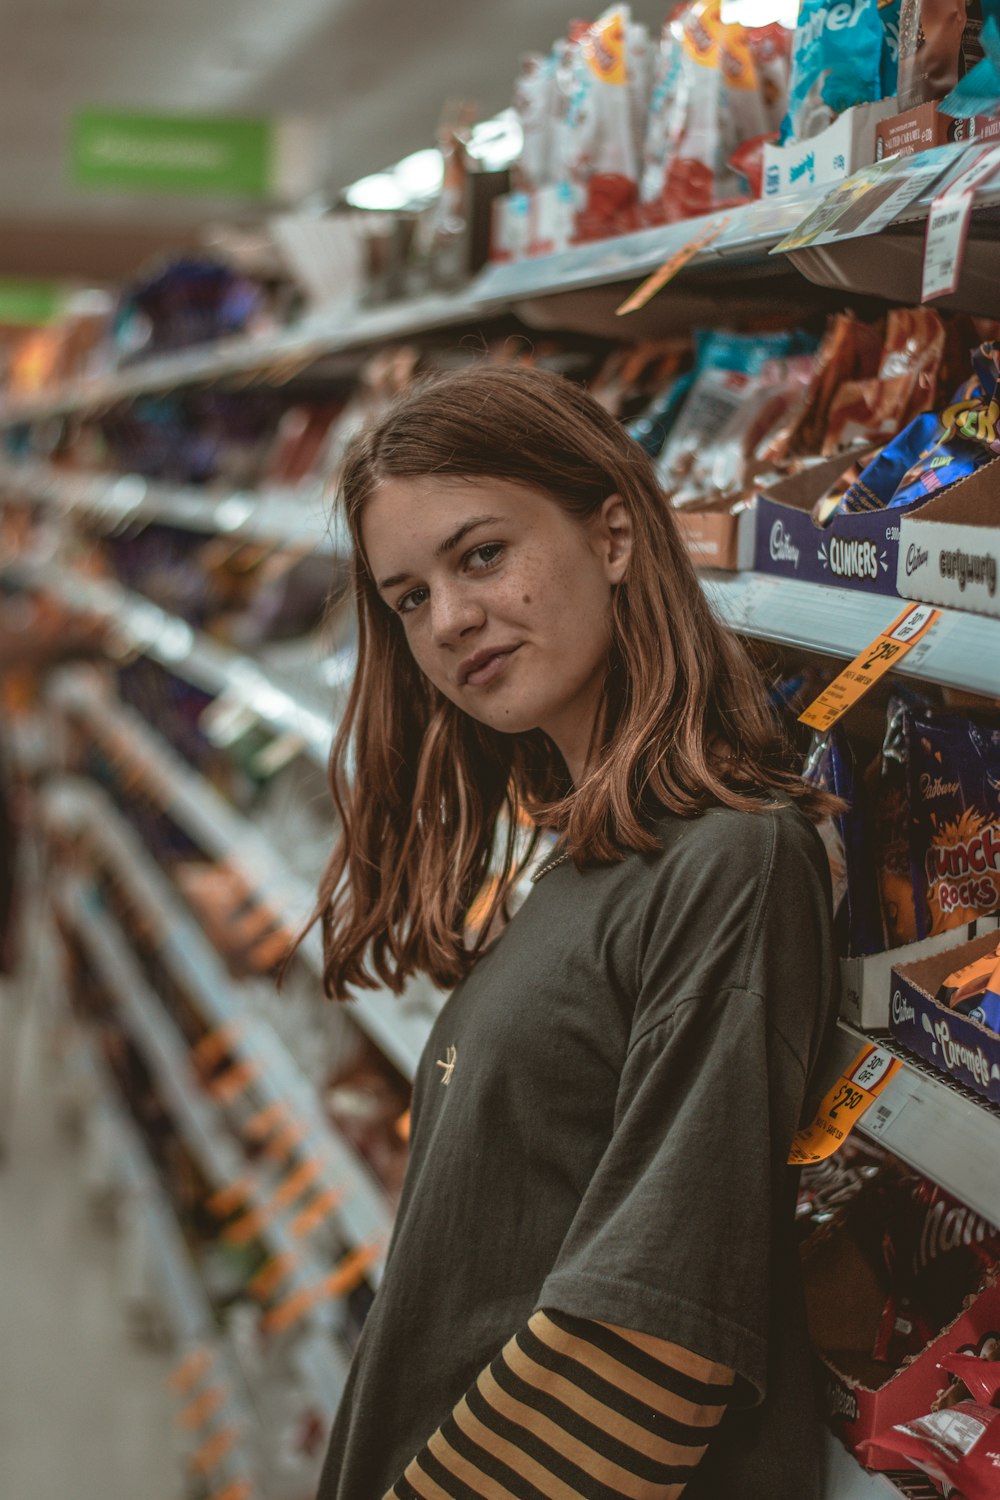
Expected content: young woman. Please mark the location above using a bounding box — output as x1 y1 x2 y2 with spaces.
307 364 839 1500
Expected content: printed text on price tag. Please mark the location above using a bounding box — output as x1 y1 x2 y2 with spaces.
798 603 939 731
788 1043 902 1166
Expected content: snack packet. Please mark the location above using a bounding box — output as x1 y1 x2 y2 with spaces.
640 11 686 219
781 0 888 144
837 341 1000 515
554 7 646 240
822 307 948 456
871 695 922 947
803 730 885 955
765 312 885 463
906 707 1000 939
937 940 1000 1005
685 352 816 500
898 0 986 110
862 1374 1000 1500
511 52 557 193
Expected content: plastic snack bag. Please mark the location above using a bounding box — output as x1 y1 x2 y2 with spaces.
511 51 558 193
554 6 645 241
897 0 987 110
782 0 889 144
823 307 948 456
804 730 885 955
863 1352 1000 1500
906 707 1000 939
640 10 686 219
871 695 922 946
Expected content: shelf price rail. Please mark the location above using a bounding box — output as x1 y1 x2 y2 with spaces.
62 1020 260 1494
50 668 439 1081
45 777 394 1274
0 460 344 554
7 557 335 767
52 869 351 1421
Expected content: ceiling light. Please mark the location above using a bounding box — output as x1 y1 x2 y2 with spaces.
343 172 409 211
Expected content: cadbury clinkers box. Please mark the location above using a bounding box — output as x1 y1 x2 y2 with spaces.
890 930 1000 1105
754 450 905 597
896 458 1000 620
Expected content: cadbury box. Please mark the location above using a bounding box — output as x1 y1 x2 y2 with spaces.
890 929 1000 1104
817 1275 1000 1467
754 450 906 596
674 499 755 572
842 917 1000 1030
896 458 1000 619
875 102 1000 161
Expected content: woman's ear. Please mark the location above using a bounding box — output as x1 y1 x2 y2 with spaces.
599 493 632 584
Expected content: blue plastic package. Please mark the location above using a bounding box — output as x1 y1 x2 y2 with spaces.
838 342 1000 514
879 0 902 95
781 0 887 144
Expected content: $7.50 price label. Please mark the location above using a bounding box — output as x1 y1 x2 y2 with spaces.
788 1043 902 1166
798 602 939 733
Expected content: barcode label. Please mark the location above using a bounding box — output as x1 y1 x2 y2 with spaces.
863 1095 908 1138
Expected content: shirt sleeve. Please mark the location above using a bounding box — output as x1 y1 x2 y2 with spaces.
537 807 837 1404
386 1309 734 1500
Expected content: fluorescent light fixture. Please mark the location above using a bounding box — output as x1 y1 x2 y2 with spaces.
467 109 523 170
343 172 409 211
394 148 444 198
721 0 798 23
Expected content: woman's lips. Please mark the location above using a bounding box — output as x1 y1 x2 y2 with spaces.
464 646 520 687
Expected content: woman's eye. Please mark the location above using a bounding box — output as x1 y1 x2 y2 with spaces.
467 542 504 571
396 587 429 616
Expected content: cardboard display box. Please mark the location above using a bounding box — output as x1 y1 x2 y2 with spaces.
841 917 1000 1030
674 499 754 572
753 450 907 596
890 929 1000 1105
763 98 900 199
875 102 1000 162
896 458 1000 619
817 1274 1000 1467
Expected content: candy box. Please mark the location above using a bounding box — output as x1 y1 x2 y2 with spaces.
673 498 755 571
896 457 1000 619
890 929 1000 1104
819 1278 1000 1467
804 1179 1000 1468
874 100 1000 159
753 448 909 596
762 98 900 198
842 917 1000 1029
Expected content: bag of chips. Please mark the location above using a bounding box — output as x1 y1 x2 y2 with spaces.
898 0 986 109
781 0 890 144
822 307 948 456
804 730 885 955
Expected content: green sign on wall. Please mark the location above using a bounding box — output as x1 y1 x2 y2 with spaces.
72 111 274 197
0 280 63 326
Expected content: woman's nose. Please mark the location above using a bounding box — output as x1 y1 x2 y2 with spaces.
430 583 485 645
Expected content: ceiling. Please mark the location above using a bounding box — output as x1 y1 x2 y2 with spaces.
1 0 668 286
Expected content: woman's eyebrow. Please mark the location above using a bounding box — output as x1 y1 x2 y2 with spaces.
377 515 507 592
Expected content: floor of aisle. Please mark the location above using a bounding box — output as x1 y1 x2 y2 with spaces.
0 969 184 1500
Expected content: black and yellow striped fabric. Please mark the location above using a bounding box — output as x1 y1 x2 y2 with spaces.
387 1309 735 1499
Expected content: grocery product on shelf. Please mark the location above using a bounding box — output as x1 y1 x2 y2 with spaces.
781 0 897 145
897 0 989 112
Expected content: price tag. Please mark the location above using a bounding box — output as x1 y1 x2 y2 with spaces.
168 1346 213 1395
798 602 939 731
189 1427 239 1477
922 189 974 301
616 216 730 315
922 143 1000 302
789 1043 902 1165
862 1093 909 1139
179 1384 227 1432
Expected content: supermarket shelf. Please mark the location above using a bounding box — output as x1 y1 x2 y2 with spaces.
703 571 1000 699
6 556 336 766
5 147 1000 430
50 668 440 1080
823 1431 904 1499
0 285 509 426
65 1024 258 1488
824 1020 1000 1229
0 460 345 553
48 776 396 1270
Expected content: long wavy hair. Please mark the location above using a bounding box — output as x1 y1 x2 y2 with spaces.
304 363 833 999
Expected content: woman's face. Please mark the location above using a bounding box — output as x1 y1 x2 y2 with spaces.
361 475 632 783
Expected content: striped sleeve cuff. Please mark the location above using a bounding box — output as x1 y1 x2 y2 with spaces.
386 1309 734 1500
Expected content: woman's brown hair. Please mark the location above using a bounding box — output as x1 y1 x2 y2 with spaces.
306 362 833 999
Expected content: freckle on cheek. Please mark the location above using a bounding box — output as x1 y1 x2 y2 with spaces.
522 594 532 605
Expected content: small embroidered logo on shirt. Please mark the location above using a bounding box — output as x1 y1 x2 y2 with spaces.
436 1045 457 1086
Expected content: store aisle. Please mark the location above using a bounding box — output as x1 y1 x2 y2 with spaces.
0 969 183 1500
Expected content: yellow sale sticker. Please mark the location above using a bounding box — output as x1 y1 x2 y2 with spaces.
788 1043 902 1166
616 216 730 315
798 603 939 732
